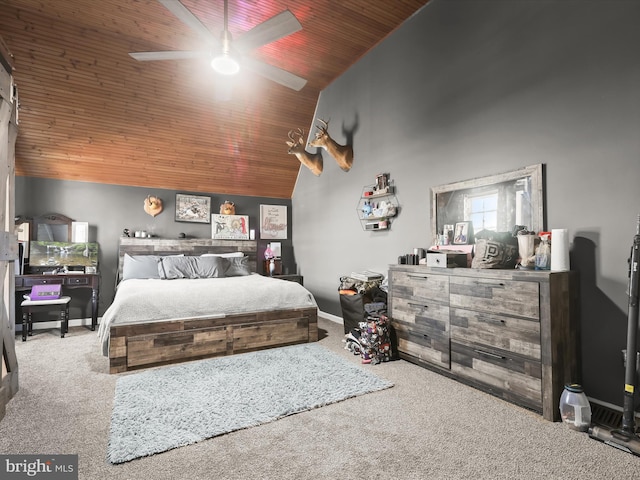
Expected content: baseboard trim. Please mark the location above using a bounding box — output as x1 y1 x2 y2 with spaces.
318 310 342 325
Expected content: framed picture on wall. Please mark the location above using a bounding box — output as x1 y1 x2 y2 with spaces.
453 222 472 245
260 204 287 239
175 193 211 224
211 214 250 240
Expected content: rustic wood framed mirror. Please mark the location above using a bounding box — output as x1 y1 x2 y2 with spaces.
431 164 544 241
32 213 73 242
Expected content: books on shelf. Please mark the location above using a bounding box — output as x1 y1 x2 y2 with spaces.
350 270 384 282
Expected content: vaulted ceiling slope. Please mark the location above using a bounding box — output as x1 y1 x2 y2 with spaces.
0 0 429 198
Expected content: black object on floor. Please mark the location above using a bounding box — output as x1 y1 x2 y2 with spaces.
589 215 640 456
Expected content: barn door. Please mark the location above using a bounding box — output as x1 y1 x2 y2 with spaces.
0 38 19 421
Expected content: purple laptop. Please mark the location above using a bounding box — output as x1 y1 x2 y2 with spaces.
29 284 62 300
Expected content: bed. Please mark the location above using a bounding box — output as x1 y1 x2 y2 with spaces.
99 238 318 373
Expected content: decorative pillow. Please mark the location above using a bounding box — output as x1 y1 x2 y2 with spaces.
159 256 228 280
471 230 519 269
201 252 245 258
122 254 162 280
225 256 251 277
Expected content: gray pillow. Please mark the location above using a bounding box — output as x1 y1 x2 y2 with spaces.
122 254 162 280
159 256 227 280
225 256 251 277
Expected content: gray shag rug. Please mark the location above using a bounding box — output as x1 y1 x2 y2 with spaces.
107 343 393 464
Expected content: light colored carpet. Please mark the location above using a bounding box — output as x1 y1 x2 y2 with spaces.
2 317 640 479
107 343 393 464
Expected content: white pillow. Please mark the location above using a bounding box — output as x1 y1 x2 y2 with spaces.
201 252 245 258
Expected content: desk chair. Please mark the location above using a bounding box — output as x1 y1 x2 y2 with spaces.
20 296 71 341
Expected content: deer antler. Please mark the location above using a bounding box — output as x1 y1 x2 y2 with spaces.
309 118 353 172
286 129 323 176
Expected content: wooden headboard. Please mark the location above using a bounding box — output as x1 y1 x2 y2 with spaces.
117 238 258 280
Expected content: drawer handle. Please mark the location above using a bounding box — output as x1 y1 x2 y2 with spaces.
474 349 506 360
480 315 506 326
408 302 428 310
475 281 505 288
407 274 430 280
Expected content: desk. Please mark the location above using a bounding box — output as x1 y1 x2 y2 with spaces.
15 274 100 331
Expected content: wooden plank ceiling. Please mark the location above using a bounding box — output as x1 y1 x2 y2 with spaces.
0 0 429 198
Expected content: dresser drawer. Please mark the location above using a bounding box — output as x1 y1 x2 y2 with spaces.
450 307 541 360
65 276 90 285
394 319 450 369
21 277 65 287
390 269 449 303
449 276 540 320
390 297 449 331
450 341 542 411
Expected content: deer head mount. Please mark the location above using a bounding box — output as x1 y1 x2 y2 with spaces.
286 128 323 176
309 118 353 172
143 195 163 217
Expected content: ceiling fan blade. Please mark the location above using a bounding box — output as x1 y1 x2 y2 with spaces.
234 10 302 54
129 51 207 61
242 57 307 91
158 0 219 47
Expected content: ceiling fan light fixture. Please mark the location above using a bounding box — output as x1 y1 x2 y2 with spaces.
211 53 240 75
211 22 239 75
129 0 306 90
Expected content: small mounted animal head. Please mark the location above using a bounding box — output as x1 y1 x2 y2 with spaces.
286 128 323 176
143 195 163 217
309 118 353 172
220 201 236 215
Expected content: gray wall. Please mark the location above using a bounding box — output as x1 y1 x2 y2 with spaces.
16 177 294 316
292 0 640 408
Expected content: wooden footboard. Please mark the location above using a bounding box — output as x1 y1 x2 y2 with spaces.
108 307 318 373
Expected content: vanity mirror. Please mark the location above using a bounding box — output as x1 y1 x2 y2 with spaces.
32 213 73 242
431 164 544 241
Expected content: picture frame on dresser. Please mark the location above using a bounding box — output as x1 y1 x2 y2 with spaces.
453 222 471 245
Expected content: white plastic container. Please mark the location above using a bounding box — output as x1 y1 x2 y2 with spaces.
559 384 591 431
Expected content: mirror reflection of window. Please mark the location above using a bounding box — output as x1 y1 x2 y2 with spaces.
465 191 498 232
37 224 69 242
515 177 533 228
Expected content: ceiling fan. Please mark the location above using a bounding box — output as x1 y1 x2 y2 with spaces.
129 0 307 91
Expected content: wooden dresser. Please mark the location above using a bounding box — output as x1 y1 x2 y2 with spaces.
388 265 579 421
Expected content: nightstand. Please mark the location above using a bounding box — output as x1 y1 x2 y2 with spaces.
272 274 303 286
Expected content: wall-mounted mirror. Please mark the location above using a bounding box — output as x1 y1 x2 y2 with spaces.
32 213 73 242
431 164 544 242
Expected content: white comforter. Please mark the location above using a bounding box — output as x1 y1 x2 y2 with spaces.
98 274 317 355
